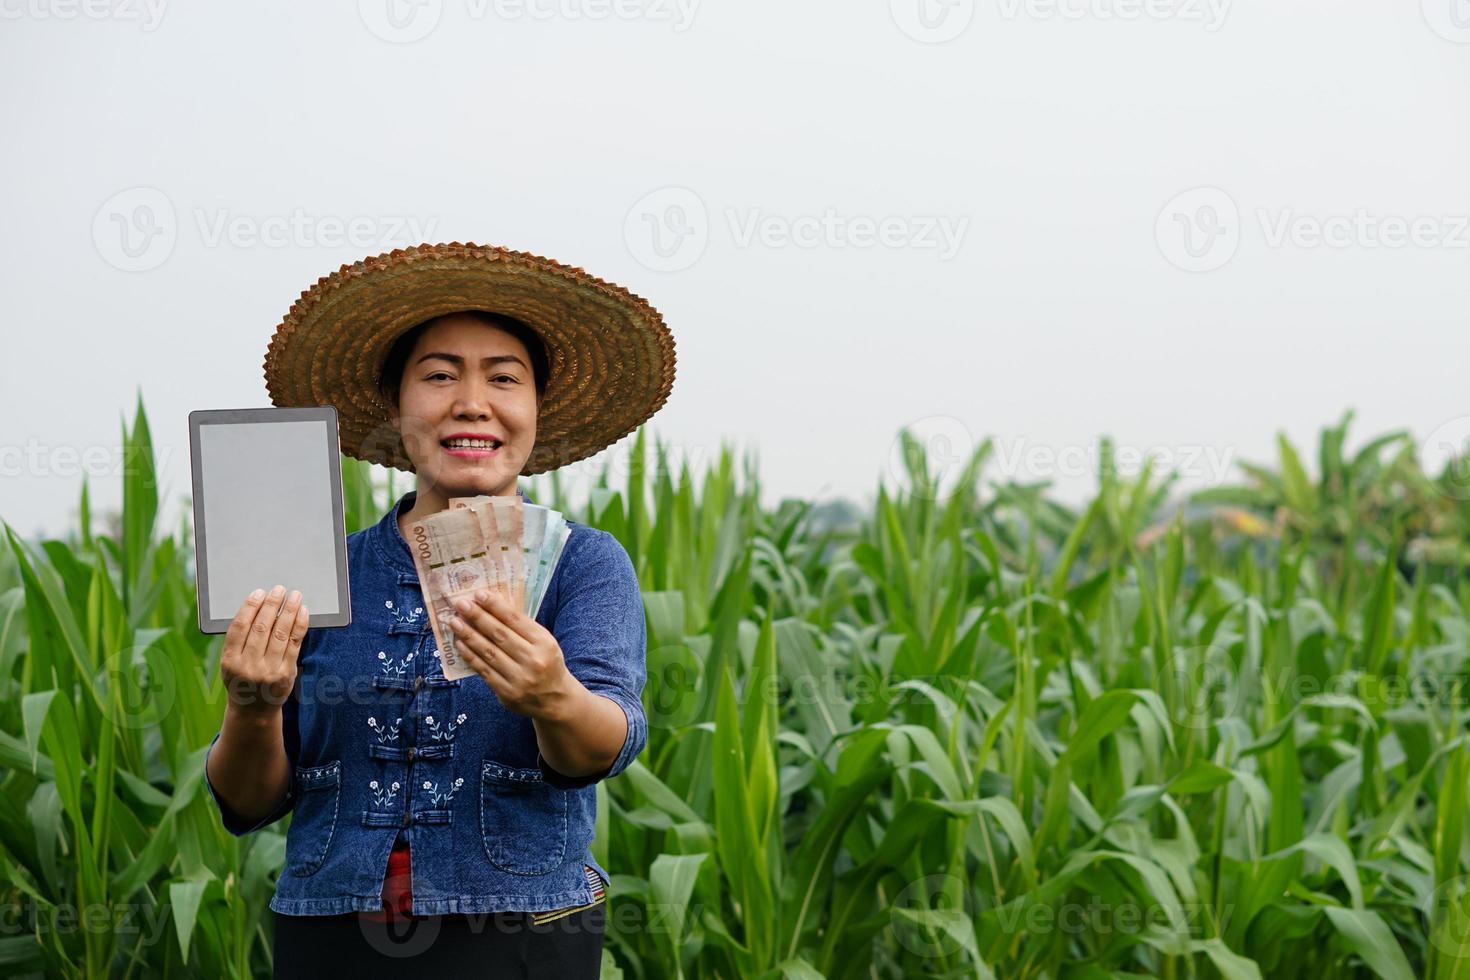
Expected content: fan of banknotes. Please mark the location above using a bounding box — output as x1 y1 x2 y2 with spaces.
405 495 571 681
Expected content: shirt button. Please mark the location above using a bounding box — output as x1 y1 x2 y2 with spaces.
414 677 424 692
401 813 410 828
407 747 416 762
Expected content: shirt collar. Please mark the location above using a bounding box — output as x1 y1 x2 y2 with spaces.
370 486 534 575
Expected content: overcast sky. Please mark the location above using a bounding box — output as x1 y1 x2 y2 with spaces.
3 0 1468 540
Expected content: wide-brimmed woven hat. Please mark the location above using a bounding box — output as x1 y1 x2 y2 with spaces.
263 242 676 476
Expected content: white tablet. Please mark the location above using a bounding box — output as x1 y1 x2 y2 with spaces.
189 406 352 634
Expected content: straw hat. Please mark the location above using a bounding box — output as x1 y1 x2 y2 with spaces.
262 242 676 476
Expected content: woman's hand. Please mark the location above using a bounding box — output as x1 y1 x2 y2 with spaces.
220 585 309 716
446 590 577 718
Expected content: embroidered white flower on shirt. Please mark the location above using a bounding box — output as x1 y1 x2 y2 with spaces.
377 649 416 676
425 712 468 742
423 777 465 806
367 716 403 744
384 599 427 630
369 779 401 808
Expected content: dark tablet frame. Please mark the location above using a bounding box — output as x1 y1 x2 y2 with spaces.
189 406 352 633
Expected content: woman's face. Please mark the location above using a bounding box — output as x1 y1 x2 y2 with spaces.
388 313 539 497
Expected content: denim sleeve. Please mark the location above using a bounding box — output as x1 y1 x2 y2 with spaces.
537 529 648 790
203 675 301 836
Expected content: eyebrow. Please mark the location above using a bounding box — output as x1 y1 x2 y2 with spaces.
415 352 529 370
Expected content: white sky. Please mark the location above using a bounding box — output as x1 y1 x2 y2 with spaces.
3 0 1468 539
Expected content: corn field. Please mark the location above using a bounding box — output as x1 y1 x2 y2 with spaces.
2 400 1470 978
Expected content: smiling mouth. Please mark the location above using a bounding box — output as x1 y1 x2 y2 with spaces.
441 437 503 457
441 437 503 450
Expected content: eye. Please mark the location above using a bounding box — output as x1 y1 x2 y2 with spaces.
492 374 517 384
427 372 453 381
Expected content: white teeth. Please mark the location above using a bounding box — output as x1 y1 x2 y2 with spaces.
445 439 500 449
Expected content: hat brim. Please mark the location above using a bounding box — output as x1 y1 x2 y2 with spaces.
263 243 676 476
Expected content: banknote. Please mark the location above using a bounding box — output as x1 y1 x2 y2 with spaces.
406 507 494 681
439 494 573 629
528 513 570 618
488 496 525 610
448 498 514 606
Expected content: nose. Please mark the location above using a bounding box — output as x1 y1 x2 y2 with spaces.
452 381 496 420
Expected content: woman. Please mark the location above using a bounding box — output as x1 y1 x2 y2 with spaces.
202 243 676 976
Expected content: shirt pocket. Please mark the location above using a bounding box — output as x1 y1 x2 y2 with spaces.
286 761 342 878
479 759 568 875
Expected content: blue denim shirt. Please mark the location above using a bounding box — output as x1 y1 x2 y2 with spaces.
203 488 648 916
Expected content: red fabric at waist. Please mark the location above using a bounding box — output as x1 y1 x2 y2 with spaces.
358 841 413 923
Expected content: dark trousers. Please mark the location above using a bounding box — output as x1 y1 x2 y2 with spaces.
271 904 605 978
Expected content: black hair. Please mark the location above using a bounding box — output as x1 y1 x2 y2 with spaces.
377 310 550 411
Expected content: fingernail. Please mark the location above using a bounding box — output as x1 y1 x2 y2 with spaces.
250 588 265 601
476 590 490 602
270 585 285 598
288 590 301 604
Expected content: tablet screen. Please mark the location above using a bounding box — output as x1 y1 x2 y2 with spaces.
190 407 352 633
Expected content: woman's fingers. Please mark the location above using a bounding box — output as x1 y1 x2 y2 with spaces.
265 590 303 664
452 595 529 663
224 588 267 659
281 603 310 670
457 635 512 692
244 585 289 662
